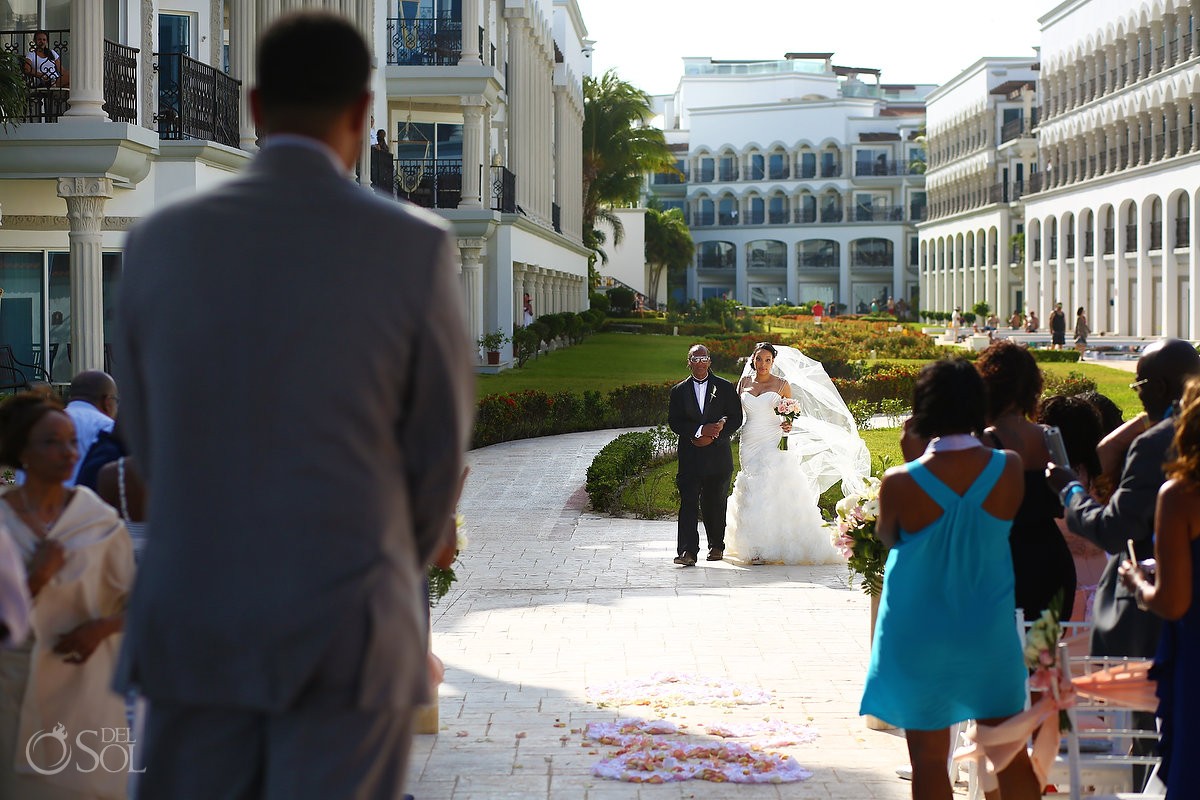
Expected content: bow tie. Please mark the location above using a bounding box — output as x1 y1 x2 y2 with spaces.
694 379 708 384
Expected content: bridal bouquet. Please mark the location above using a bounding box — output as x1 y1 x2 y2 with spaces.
773 397 802 450
830 477 885 595
428 514 467 606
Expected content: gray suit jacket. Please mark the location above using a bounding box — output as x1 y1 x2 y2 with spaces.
1065 417 1173 657
113 142 475 713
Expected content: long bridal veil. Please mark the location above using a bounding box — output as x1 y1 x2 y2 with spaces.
739 345 870 497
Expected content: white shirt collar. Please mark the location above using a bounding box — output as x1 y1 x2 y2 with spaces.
260 133 348 175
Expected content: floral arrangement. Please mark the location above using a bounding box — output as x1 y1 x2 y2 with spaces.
830 476 885 595
772 397 802 450
428 514 466 606
1024 593 1073 730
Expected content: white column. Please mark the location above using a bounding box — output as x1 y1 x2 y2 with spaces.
1114 213 1131 334
60 0 106 121
460 97 484 208
1073 212 1087 317
1055 220 1069 310
1137 214 1153 336
57 178 113 373
1164 201 1180 337
231 0 258 151
513 265 524 324
506 13 528 212
460 0 482 65
459 239 486 357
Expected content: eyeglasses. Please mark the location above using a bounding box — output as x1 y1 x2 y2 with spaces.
687 356 711 364
1129 378 1150 391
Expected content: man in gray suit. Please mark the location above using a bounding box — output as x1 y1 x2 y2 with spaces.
1049 339 1200 657
113 13 474 799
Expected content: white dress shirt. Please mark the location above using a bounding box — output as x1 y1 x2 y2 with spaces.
65 400 114 486
693 378 709 438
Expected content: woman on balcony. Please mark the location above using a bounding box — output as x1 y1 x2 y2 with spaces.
22 30 69 89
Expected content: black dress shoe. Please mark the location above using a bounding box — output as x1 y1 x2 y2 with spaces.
673 553 697 567
706 548 724 561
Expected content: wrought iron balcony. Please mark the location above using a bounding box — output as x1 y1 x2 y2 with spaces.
697 256 734 269
491 165 516 212
1000 117 1028 143
4 29 141 125
1176 217 1191 249
853 161 920 177
156 52 240 147
798 257 838 269
820 207 843 223
693 212 715 226
396 158 462 209
795 208 817 223
821 164 842 178
767 210 788 224
386 16 462 66
1125 224 1138 252
853 204 904 222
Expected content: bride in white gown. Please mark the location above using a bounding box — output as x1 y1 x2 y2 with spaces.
725 342 870 564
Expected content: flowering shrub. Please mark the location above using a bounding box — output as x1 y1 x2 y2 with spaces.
830 476 885 595
1042 370 1097 398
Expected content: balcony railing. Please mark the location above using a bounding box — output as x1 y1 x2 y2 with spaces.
697 256 734 269
693 212 715 226
1027 173 1044 194
853 161 920 177
795 208 816 223
1176 217 1190 249
651 171 685 185
910 206 928 222
1150 225 1162 250
718 167 739 181
798 165 817 179
820 207 843 223
853 204 905 222
491 165 516 212
396 158 461 209
1103 228 1115 254
798 257 838 269
386 16 462 66
156 52 240 147
767 209 788 224
102 40 138 123
3 30 141 125
1125 224 1138 252
1000 117 1025 143
821 164 842 178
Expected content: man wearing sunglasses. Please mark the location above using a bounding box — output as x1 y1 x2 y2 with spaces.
667 344 743 566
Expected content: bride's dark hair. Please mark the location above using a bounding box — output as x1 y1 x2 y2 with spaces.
752 342 777 359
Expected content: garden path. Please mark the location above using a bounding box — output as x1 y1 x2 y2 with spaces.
406 429 925 799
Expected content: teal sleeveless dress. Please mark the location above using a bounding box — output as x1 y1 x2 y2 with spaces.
859 449 1027 730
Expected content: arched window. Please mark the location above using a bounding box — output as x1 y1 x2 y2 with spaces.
820 191 843 222
719 151 739 182
718 195 738 225
1084 210 1095 256
797 192 816 223
1063 213 1075 258
747 240 787 269
798 239 839 268
798 147 816 179
1175 193 1190 249
1150 197 1163 250
821 145 841 177
1103 207 1115 254
768 149 789 179
1048 218 1058 259
1125 203 1138 252
748 151 765 180
768 194 788 224
697 241 736 269
695 198 715 226
696 155 714 183
747 195 765 225
850 238 894 267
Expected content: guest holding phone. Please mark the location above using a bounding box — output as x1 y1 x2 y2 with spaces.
1120 377 1200 799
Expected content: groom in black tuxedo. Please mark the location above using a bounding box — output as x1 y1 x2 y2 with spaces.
668 344 743 566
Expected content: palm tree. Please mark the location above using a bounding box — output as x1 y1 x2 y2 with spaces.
643 202 693 310
583 70 676 278
0 52 28 128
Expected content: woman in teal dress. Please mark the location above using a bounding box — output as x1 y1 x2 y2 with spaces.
860 359 1040 800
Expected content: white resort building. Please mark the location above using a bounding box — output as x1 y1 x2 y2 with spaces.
1019 0 1200 339
0 0 589 379
646 54 933 312
918 57 1040 320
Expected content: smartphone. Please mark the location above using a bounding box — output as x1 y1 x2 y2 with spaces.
1044 425 1069 466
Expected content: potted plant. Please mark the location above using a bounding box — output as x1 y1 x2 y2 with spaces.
477 329 509 365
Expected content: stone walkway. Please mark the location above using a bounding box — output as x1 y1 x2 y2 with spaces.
405 430 916 799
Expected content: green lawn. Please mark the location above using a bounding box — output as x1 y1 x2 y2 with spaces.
475 332 739 399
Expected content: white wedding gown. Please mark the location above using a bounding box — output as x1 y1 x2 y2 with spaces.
723 346 871 565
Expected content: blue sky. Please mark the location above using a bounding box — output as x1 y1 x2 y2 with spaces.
575 0 1050 96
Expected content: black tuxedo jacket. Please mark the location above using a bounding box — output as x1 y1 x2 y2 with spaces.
668 374 743 477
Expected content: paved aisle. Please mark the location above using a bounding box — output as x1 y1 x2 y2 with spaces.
405 430 913 799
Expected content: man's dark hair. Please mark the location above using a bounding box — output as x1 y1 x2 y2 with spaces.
910 358 987 438
256 13 369 115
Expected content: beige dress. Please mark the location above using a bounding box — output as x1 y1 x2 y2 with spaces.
0 487 134 799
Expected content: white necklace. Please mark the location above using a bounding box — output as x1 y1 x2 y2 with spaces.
923 434 981 456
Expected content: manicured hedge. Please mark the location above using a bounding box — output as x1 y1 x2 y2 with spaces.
585 428 674 513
